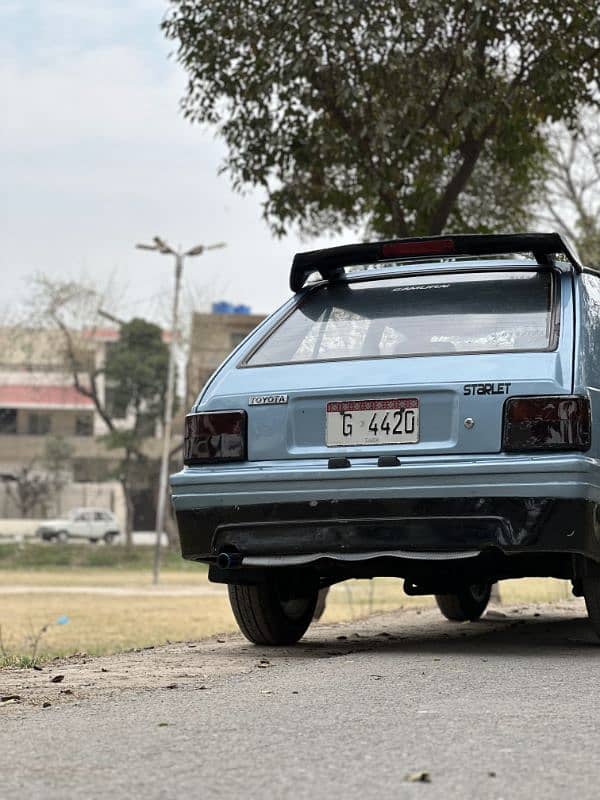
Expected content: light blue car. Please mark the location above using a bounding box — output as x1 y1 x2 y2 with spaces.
171 233 600 644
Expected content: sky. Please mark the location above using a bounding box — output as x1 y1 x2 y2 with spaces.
0 0 342 325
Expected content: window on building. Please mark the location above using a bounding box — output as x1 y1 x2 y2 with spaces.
75 414 94 437
0 409 17 434
27 413 51 435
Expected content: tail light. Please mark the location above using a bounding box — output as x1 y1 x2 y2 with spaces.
381 238 455 259
502 396 590 453
184 411 247 465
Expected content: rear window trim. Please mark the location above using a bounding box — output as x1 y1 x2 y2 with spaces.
239 265 561 369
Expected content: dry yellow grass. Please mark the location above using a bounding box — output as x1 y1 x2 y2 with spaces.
0 570 574 665
0 568 208 588
0 592 235 661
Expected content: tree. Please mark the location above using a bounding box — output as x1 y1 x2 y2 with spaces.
163 1 599 239
103 319 169 431
539 111 600 266
101 319 170 539
30 278 170 544
2 438 73 519
4 464 52 519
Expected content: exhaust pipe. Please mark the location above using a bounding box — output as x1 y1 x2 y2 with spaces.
217 551 244 569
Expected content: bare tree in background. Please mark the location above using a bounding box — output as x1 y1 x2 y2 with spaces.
25 277 169 546
4 463 53 519
540 112 600 266
3 438 74 520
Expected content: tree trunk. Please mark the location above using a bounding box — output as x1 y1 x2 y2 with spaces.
427 122 496 235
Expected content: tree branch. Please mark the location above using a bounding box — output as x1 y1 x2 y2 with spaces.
52 315 115 432
427 129 490 235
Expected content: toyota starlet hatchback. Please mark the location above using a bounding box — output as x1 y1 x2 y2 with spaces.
171 233 600 645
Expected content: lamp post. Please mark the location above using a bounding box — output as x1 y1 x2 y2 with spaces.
136 237 226 584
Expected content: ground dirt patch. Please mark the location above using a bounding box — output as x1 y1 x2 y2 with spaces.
0 600 588 711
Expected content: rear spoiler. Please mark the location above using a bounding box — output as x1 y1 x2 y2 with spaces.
290 232 582 292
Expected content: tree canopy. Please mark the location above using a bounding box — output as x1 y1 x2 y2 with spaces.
104 318 169 437
163 0 599 238
539 112 600 266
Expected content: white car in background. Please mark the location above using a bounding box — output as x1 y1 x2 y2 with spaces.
36 508 121 544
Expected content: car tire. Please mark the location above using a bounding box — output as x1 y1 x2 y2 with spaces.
435 583 492 622
55 531 69 544
104 532 116 544
582 578 600 639
228 581 318 645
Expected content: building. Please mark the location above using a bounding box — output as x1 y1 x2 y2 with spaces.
0 325 162 526
186 305 266 407
0 327 96 471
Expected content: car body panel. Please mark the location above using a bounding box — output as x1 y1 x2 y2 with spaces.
574 273 600 459
171 453 600 509
205 359 571 461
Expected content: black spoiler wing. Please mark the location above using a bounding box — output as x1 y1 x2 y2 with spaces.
290 232 582 292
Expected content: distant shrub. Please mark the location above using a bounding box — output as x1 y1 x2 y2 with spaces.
0 543 197 571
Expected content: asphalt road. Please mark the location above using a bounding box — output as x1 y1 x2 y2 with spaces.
2 602 600 799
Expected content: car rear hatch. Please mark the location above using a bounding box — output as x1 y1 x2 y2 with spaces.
207 266 574 460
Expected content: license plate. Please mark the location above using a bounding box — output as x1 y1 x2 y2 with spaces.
326 398 419 447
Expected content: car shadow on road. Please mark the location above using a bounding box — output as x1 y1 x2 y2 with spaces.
232 611 600 662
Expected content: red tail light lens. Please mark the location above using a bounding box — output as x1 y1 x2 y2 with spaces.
184 411 247 465
381 239 455 259
502 396 591 453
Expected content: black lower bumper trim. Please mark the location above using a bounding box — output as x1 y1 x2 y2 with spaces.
176 497 600 563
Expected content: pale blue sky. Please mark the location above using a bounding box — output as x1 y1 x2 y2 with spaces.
0 1 340 323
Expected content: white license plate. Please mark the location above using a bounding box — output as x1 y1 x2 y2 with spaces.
326 398 419 447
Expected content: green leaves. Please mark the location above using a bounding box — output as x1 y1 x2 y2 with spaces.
163 0 599 237
104 318 169 439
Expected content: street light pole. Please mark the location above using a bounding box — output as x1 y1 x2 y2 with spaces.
153 251 182 586
135 237 226 585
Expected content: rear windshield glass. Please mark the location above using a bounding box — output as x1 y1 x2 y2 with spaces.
245 270 556 366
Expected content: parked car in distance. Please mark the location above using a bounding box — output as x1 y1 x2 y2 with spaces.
36 508 121 544
172 232 600 646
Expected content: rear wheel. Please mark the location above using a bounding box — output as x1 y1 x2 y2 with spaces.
435 583 492 622
104 532 117 544
582 578 600 640
55 531 69 544
228 581 318 645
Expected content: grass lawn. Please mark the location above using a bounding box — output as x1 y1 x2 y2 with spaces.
0 543 575 666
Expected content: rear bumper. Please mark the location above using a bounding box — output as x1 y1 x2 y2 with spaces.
176 496 600 562
171 454 600 564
